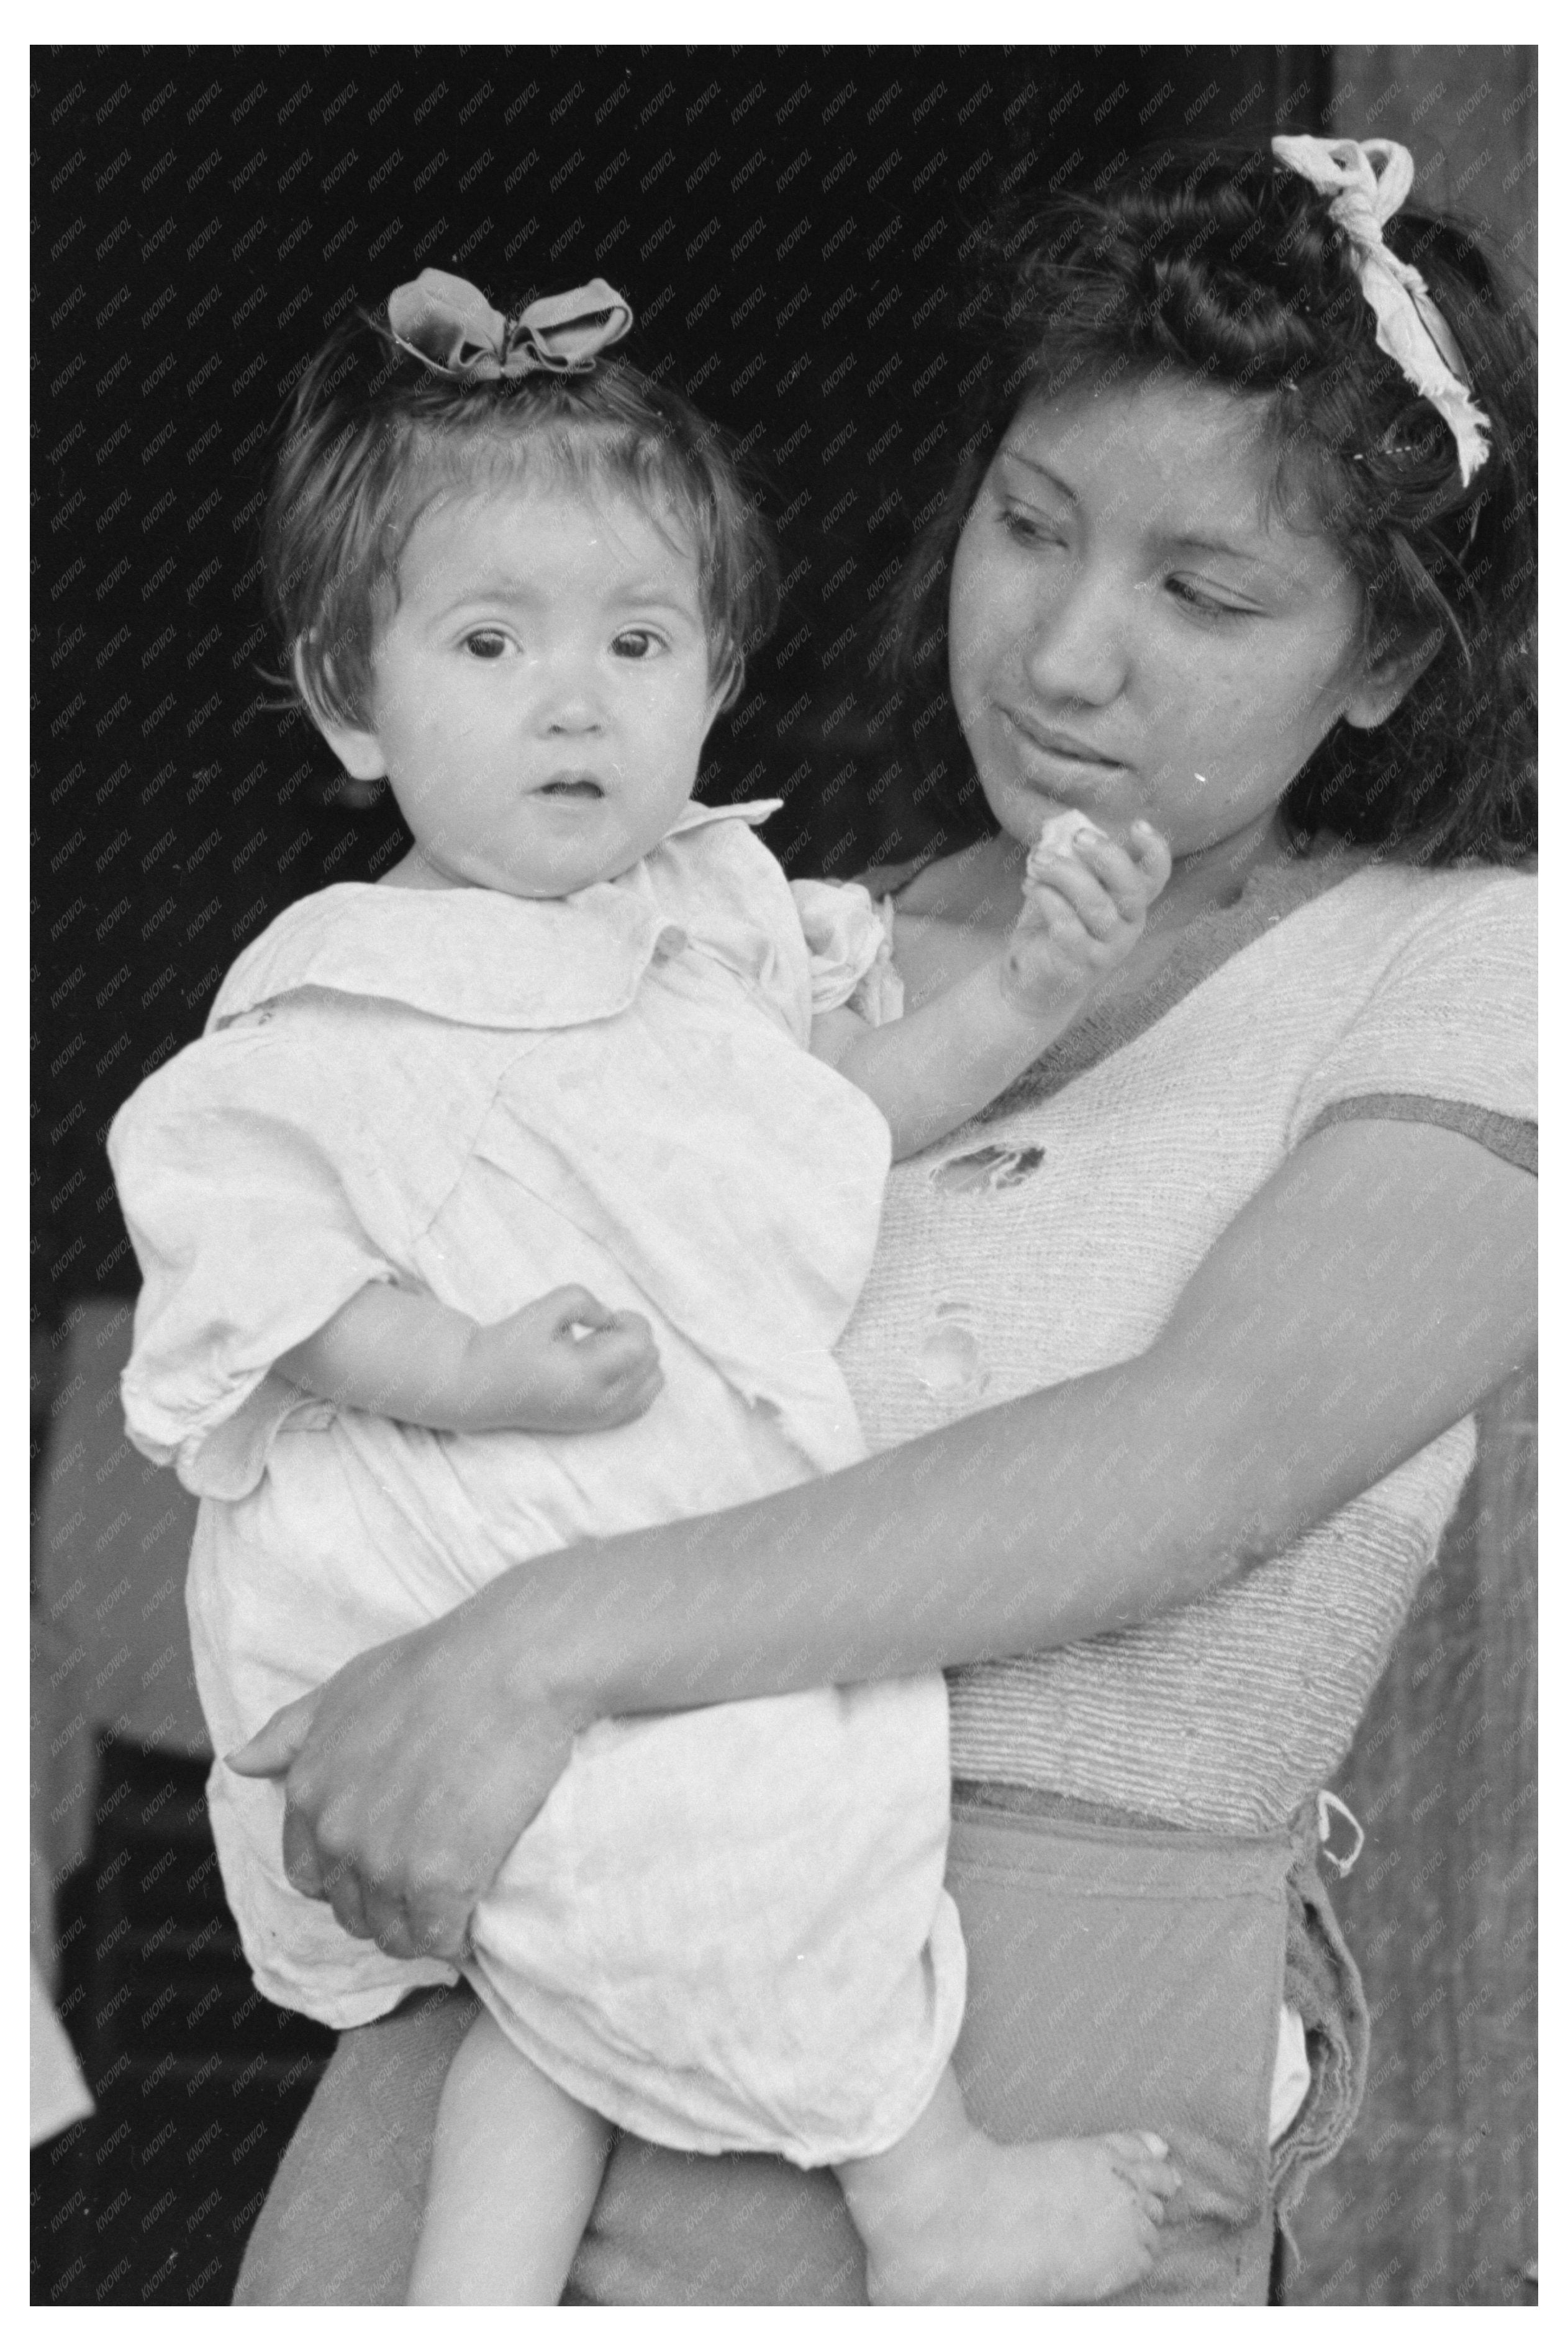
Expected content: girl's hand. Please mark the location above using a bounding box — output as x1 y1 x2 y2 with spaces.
227 1593 584 1962
1002 820 1171 1015
457 1285 663 1433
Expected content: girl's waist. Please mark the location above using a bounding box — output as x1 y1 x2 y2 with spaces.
948 1778 1295 1898
954 1778 1206 1836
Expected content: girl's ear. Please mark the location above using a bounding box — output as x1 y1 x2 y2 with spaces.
292 640 389 781
706 656 743 729
1342 638 1438 733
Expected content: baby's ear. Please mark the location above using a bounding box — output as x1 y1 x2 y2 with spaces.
292 638 387 781
707 655 744 723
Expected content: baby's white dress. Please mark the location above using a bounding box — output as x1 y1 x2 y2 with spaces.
110 802 963 2166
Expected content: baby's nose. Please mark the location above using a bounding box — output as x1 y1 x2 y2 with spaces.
537 672 606 732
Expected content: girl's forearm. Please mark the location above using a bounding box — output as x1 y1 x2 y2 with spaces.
486 1344 1259 1731
276 1281 479 1424
825 958 1089 1158
480 1121 1535 1733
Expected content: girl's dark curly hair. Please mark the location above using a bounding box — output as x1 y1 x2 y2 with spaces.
882 142 1536 866
263 296 778 727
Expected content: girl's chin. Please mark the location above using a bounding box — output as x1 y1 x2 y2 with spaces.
992 784 1131 850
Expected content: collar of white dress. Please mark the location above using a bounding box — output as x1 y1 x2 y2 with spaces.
208 799 782 1035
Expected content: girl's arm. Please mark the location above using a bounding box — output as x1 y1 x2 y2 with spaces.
234 1117 1534 1960
815 825 1169 1157
277 1280 662 1434
813 961 1087 1160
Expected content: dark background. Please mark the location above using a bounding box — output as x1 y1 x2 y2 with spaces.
34 44 1535 2309
32 42 1330 1315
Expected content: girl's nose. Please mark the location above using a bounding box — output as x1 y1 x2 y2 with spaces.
1021 566 1131 709
542 699 604 735
535 658 606 735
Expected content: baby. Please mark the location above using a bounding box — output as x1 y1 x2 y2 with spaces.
109 271 1175 2306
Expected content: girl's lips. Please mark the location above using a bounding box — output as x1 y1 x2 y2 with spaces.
1000 707 1125 768
537 778 605 799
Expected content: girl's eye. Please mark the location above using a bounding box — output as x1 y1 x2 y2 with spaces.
612 628 663 659
1165 579 1251 620
461 629 512 659
1000 507 1066 548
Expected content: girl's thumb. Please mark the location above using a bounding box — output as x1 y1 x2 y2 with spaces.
546 1284 612 1331
228 1696 315 1780
1132 818 1172 877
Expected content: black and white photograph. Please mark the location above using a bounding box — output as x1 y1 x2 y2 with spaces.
31 30 1537 2309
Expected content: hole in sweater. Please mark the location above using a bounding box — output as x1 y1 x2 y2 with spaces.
932 1143 1045 1194
916 1306 988 1401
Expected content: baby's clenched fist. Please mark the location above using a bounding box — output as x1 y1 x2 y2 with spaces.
456 1285 663 1433
1000 815 1171 1015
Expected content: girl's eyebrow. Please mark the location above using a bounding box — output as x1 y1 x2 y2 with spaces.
433 575 538 612
605 581 701 614
430 577 699 620
999 446 1271 570
1162 529 1271 569
996 445 1077 501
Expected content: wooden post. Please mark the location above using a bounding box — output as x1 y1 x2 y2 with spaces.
1289 1369 1537 2302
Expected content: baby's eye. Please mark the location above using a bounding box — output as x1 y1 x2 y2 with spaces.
461 628 512 660
611 628 664 659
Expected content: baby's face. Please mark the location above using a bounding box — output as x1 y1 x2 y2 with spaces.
326 480 723 897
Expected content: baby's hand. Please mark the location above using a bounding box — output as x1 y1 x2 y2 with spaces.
460 1285 663 1434
1001 816 1171 1015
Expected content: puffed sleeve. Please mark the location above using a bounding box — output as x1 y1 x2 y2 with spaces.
108 1023 404 1500
789 879 905 1027
1287 872 1536 1168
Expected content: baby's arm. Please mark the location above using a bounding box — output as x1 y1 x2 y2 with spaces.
815 818 1169 1158
276 1280 662 1434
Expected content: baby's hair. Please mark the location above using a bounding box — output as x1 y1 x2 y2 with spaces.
884 141 1536 865
263 296 778 727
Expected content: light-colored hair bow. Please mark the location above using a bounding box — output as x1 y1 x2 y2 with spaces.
1272 134 1492 486
386 268 633 381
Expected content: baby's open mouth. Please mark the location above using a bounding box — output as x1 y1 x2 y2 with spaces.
538 778 605 799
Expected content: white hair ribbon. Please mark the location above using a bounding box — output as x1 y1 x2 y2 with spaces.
387 268 633 381
1272 135 1492 486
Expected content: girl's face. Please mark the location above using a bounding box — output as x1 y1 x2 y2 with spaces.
948 380 1412 862
317 479 723 898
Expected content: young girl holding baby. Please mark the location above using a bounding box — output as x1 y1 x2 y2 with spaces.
217 135 1535 2306
110 267 1173 2304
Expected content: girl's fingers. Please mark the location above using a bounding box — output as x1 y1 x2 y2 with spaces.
1018 882 1084 937
1071 831 1165 918
543 1284 613 1333
609 1320 661 1376
391 1895 471 1965
363 1890 432 1962
1023 859 1122 940
599 1369 664 1428
322 1864 374 1945
1128 818 1172 882
228 1693 317 1779
568 1322 663 1422
279 1800 330 1901
584 1320 658 1372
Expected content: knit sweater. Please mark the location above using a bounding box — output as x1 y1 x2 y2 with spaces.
835 853 1536 1835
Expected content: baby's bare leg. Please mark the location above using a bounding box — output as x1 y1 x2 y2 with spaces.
407 2006 610 2306
836 2064 1180 2305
